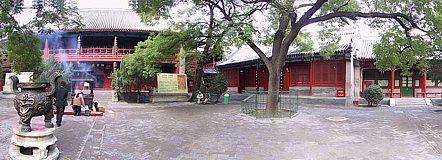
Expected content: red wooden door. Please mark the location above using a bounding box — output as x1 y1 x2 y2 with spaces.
282 67 291 91
239 70 245 93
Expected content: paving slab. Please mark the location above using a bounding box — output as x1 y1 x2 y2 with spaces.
1 93 442 159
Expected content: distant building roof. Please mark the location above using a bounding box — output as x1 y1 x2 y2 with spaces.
217 27 381 68
65 9 157 32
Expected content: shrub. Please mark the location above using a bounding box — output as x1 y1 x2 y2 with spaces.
206 74 228 103
363 84 384 107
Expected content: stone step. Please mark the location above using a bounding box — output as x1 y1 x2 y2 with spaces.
390 98 432 106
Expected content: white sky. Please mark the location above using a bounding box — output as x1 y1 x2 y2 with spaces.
16 0 379 38
21 0 132 9
76 0 131 9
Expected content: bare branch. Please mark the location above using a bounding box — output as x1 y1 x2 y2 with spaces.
340 17 350 25
295 3 315 9
296 0 328 24
246 40 272 67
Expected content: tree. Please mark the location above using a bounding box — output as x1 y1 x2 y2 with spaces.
363 84 384 107
112 32 180 102
130 0 441 114
131 1 233 102
1 0 80 73
6 30 41 73
206 74 228 103
32 55 72 83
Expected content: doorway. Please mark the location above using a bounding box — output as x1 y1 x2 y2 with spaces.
402 76 413 97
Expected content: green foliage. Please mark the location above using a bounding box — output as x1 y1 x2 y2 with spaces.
112 32 181 93
130 0 174 23
363 85 384 107
206 74 228 103
6 31 42 73
373 28 433 76
111 68 127 93
1 0 80 76
32 55 71 83
428 60 442 82
318 30 340 59
0 0 81 37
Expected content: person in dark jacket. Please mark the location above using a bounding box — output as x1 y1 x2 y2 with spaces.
54 81 68 127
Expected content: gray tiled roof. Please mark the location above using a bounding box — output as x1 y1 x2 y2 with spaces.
353 38 379 60
216 46 271 66
74 9 156 32
217 28 381 67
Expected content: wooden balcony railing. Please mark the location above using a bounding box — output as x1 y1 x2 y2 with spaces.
45 48 135 61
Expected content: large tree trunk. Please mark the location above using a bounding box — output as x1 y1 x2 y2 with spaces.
265 63 282 114
188 4 215 102
188 64 204 102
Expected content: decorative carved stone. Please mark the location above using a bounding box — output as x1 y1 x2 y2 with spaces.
9 124 60 160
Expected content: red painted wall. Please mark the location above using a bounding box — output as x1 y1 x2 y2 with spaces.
290 62 310 86
313 60 345 87
257 67 269 90
222 69 239 87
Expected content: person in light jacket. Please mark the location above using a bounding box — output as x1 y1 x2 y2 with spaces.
72 92 85 116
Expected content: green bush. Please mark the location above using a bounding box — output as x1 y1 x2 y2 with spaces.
206 74 228 103
363 85 384 107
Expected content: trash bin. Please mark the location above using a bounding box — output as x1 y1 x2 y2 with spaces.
223 93 230 105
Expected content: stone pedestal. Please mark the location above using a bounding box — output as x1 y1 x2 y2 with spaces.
151 93 188 102
9 124 60 160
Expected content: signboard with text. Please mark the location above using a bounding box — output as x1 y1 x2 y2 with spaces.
157 73 188 93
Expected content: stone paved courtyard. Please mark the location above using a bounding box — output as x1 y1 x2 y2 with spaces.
1 93 442 160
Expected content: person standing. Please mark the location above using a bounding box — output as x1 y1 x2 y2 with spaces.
72 92 85 116
54 81 68 127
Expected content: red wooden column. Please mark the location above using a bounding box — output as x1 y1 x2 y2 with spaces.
390 68 395 98
309 61 313 96
422 70 427 98
43 39 49 60
255 65 259 91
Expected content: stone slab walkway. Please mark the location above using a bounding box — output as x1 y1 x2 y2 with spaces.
1 94 442 159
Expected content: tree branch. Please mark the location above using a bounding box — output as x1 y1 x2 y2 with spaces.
296 0 328 24
276 0 327 67
334 0 351 12
246 40 271 67
295 3 315 9
205 0 270 66
398 45 412 53
0 3 21 32
305 12 426 33
272 12 289 62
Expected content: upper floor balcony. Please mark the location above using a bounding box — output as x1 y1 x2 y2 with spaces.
44 48 180 64
44 48 135 62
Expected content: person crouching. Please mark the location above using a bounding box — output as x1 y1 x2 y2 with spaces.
72 92 85 116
